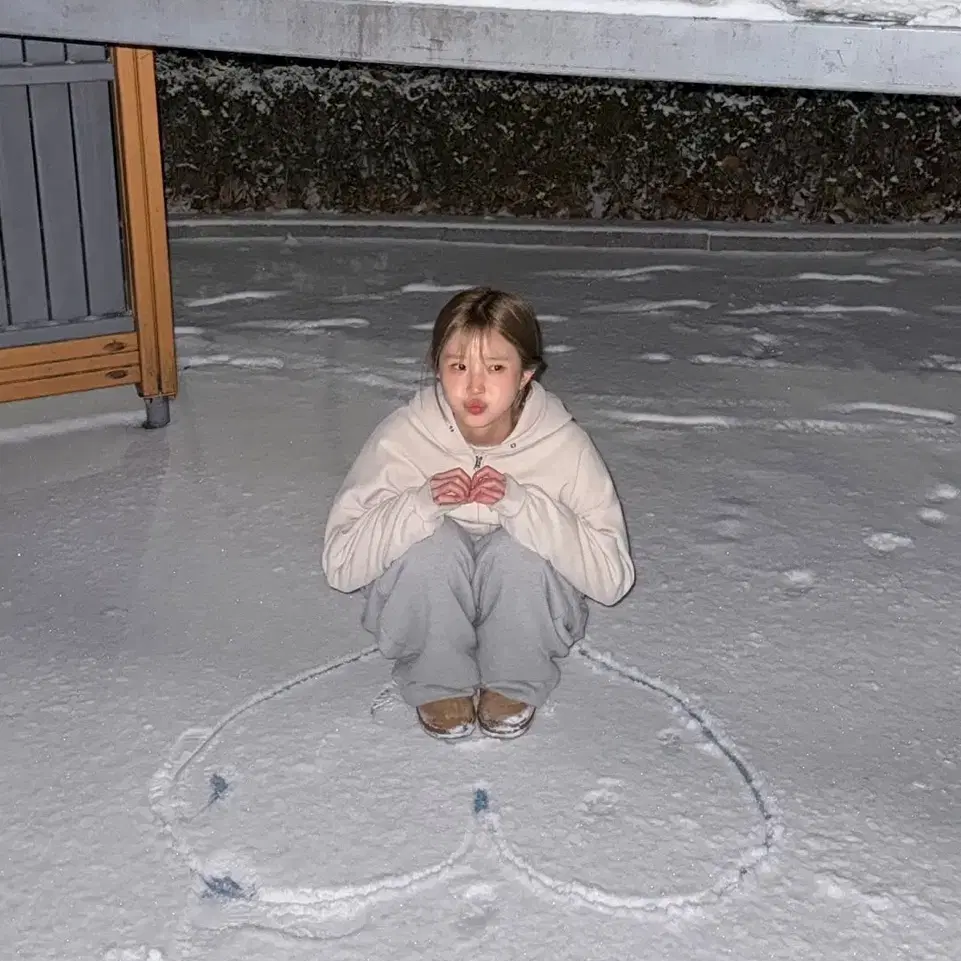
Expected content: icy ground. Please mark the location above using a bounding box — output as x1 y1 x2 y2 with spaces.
3 230 961 961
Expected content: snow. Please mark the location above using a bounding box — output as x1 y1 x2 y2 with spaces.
832 401 956 424
584 299 715 314
3 229 961 960
184 292 285 309
398 0 798 21
399 283 472 294
375 0 961 28
792 273 892 284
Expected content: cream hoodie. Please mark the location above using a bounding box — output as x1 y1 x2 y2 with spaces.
322 382 635 605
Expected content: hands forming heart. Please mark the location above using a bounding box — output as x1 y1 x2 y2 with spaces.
430 465 507 507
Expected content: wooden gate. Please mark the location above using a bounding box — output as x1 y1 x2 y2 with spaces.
0 39 176 427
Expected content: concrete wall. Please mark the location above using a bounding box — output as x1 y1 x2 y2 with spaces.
5 0 961 95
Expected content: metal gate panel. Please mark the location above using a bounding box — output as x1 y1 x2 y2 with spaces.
0 159 7 331
26 40 88 323
0 36 132 348
67 43 126 320
0 37 48 330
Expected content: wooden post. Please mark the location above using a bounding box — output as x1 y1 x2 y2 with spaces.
111 47 177 409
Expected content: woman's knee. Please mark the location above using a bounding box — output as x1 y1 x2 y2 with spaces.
474 528 545 576
410 518 472 562
386 519 475 586
474 531 586 629
363 521 476 630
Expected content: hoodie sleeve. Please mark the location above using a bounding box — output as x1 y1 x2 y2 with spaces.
322 417 447 594
492 434 635 606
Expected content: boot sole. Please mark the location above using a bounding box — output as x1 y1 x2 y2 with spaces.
478 710 536 740
417 715 476 741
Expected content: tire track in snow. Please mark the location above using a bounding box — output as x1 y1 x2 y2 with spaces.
791 273 890 284
540 265 702 281
729 303 906 317
593 405 958 438
185 291 285 308
229 318 371 331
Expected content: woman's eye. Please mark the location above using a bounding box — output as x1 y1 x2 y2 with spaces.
490 365 504 373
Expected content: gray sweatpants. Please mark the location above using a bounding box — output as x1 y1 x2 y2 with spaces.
362 519 588 708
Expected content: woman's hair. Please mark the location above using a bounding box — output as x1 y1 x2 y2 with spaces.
429 287 545 380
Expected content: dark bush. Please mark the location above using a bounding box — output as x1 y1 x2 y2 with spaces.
157 51 961 224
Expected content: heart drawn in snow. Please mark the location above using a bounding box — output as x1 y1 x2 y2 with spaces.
150 643 781 938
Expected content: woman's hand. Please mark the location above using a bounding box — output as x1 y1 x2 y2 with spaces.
470 465 507 506
429 468 473 506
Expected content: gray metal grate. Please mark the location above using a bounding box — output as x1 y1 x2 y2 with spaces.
0 35 132 348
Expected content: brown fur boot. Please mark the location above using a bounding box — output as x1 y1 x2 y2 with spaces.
416 696 476 740
477 689 536 739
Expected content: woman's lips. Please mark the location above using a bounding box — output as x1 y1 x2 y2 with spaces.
465 402 487 415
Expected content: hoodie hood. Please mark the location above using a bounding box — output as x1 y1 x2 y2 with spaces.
406 381 573 454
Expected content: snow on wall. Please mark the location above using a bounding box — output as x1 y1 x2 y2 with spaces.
403 0 961 25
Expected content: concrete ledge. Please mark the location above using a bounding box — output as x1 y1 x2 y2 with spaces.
167 214 961 252
5 1 961 96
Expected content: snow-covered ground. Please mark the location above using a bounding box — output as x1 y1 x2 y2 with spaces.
3 229 961 961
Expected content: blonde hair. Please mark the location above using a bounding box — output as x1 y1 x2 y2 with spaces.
429 288 545 392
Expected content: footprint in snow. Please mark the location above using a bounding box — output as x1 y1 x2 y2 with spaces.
917 482 958 526
576 777 623 823
919 354 961 373
918 507 947 527
702 498 763 545
864 532 914 555
711 516 748 542
741 332 784 360
100 945 166 960
454 879 501 940
369 683 406 722
656 728 683 752
926 482 959 504
782 568 816 594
